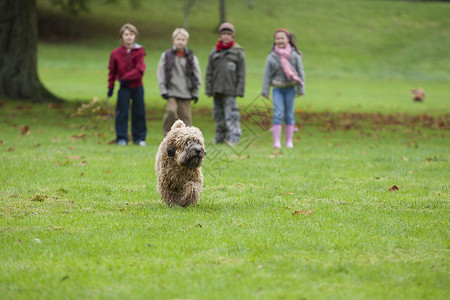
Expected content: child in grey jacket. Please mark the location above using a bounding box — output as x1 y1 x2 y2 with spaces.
157 28 202 136
205 22 246 146
262 28 305 148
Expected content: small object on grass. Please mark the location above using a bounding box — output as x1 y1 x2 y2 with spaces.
292 209 314 216
30 193 48 202
410 88 425 102
389 185 399 192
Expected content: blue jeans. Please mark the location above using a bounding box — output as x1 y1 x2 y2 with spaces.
115 85 147 143
272 86 296 125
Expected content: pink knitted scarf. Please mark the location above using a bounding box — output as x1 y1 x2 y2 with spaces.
274 44 304 86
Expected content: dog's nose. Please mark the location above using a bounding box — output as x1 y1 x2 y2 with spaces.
195 148 202 155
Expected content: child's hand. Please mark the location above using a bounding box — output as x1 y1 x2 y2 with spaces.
207 94 213 97
262 94 270 99
296 94 302 98
107 89 113 97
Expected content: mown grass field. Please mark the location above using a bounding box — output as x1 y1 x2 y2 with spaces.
1 0 449 299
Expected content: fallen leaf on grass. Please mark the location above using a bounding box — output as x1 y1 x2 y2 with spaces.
286 192 294 195
272 149 281 155
69 155 81 160
8 147 15 152
106 170 112 173
270 149 282 159
71 133 87 141
240 154 250 159
48 103 64 109
57 160 70 166
52 137 61 143
20 125 30 135
402 156 409 161
30 194 47 202
77 161 88 167
293 209 314 216
389 185 399 192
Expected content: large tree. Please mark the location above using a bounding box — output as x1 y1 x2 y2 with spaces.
0 0 61 102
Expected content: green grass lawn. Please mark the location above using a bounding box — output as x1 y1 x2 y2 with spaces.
1 0 449 299
0 100 448 299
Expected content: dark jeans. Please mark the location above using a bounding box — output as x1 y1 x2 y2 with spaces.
212 93 241 144
115 85 147 143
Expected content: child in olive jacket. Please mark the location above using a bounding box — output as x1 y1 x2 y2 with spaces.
205 22 246 146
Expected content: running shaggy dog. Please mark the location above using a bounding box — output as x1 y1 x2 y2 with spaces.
155 120 206 207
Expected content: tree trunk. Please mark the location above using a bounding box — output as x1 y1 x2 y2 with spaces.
0 0 62 102
219 0 226 23
183 0 196 29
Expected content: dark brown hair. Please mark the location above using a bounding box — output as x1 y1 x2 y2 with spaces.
274 28 301 54
119 23 139 40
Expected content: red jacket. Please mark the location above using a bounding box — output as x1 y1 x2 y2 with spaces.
108 44 146 89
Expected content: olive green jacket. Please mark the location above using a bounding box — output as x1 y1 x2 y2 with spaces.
205 43 246 97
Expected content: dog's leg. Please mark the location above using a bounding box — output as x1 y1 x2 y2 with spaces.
162 190 183 207
179 181 202 207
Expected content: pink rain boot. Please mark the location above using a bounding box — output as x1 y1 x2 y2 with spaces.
271 124 282 148
285 124 295 148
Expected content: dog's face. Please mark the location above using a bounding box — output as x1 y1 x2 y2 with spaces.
166 121 206 170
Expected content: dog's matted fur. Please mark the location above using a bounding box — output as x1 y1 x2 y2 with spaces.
155 120 206 207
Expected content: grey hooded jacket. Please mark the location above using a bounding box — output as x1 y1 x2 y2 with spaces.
262 49 305 96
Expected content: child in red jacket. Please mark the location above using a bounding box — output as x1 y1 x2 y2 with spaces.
108 23 147 146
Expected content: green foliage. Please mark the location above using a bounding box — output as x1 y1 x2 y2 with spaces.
50 0 90 14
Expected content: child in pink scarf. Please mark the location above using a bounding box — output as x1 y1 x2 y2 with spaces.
262 28 305 148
